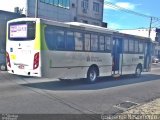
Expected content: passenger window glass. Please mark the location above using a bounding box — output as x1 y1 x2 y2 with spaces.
45 26 65 50
66 31 75 50
139 41 144 53
99 36 105 51
105 36 111 51
55 30 65 50
124 39 129 52
84 34 91 51
129 39 134 52
75 32 83 50
135 40 139 53
91 34 98 51
45 26 55 50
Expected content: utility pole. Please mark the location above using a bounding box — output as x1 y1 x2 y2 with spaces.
148 17 153 38
35 0 38 18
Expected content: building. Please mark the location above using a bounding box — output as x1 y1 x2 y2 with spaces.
0 10 25 70
118 28 160 58
18 0 105 26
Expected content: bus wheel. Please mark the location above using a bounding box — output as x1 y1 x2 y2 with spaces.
135 65 142 77
87 67 98 83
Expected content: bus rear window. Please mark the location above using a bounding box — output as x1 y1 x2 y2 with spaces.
8 21 36 41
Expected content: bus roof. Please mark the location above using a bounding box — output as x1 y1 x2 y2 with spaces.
8 17 115 34
114 31 152 42
41 18 115 35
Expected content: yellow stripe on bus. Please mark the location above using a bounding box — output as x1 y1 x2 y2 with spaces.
34 22 48 50
34 22 41 50
41 24 48 50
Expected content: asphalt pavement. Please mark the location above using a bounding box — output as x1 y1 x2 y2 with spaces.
0 63 160 115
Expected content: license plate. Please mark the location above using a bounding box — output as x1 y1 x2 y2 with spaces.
18 65 24 69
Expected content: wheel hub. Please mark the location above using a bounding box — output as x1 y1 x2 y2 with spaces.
90 70 96 82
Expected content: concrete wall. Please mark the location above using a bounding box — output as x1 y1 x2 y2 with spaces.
27 0 74 22
76 0 103 26
26 0 103 26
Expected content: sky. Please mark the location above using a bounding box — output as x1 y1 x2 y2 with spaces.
0 0 160 29
104 0 160 29
0 0 26 12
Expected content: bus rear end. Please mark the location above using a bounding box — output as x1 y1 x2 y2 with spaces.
6 18 41 77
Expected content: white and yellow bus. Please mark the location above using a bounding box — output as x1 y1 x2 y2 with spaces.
6 18 152 83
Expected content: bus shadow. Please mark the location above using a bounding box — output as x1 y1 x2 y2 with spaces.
21 74 160 91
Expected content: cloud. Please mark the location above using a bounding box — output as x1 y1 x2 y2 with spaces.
0 0 26 12
105 0 115 2
104 1 136 10
104 0 118 10
115 2 135 10
108 23 121 29
104 4 118 10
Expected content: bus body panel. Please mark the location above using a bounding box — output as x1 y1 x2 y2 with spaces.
41 51 112 79
122 53 144 74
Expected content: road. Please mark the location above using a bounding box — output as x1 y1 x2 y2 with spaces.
0 63 160 115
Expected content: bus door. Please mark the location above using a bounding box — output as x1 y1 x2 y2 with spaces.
112 37 123 74
144 42 152 71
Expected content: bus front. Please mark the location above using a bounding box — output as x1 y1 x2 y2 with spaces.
6 18 41 77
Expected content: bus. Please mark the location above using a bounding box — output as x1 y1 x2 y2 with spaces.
6 18 152 83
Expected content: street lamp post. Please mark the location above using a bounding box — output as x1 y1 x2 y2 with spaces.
35 0 38 18
148 17 153 38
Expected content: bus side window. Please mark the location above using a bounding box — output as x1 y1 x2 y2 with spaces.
124 39 129 52
84 34 91 51
99 36 105 51
66 31 75 51
45 26 55 50
129 39 134 53
135 40 139 53
91 34 98 51
105 36 111 51
75 32 83 51
139 41 144 53
55 29 65 50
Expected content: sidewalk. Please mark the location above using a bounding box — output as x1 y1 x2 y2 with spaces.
118 98 160 120
122 98 160 114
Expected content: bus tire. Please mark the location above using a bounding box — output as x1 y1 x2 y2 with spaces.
87 66 98 83
135 65 142 77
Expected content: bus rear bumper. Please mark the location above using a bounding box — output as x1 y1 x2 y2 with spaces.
8 69 42 77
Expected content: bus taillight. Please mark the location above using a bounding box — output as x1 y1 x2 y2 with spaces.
33 52 39 70
6 52 11 68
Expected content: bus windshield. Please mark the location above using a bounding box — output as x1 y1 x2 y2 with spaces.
8 21 36 41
